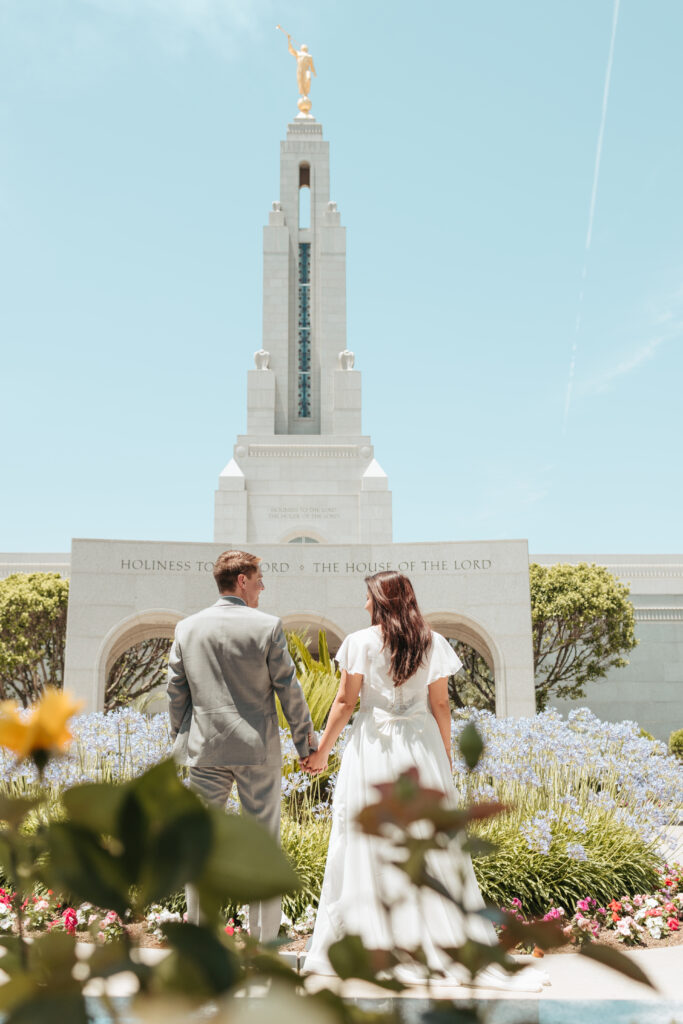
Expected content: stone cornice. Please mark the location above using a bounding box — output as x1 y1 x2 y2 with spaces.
634 607 683 622
247 444 358 458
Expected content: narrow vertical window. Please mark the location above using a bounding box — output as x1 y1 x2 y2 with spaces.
299 163 311 229
297 242 311 417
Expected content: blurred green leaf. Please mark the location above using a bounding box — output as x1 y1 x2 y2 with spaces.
327 934 402 992
580 942 656 990
139 810 212 905
196 808 300 909
158 923 242 995
0 975 37 1013
130 759 203 824
0 796 41 829
44 823 129 917
4 992 89 1024
27 932 79 989
462 836 498 858
442 939 521 979
62 783 125 835
86 938 146 983
458 723 484 770
119 790 146 882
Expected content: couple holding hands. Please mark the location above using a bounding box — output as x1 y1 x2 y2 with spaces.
167 549 548 990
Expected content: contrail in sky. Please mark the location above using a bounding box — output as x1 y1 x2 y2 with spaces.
562 0 621 435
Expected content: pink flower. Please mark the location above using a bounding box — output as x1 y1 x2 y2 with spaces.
543 907 564 921
664 903 676 914
62 908 77 936
225 925 234 936
103 911 119 925
668 918 679 932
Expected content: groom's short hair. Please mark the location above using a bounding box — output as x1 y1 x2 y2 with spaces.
213 550 261 592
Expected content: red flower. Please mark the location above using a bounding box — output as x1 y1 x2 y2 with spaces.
62 908 77 936
668 918 679 932
224 925 234 936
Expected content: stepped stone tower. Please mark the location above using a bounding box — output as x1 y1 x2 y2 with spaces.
214 116 392 545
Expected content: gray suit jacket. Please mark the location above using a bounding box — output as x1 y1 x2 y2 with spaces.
166 596 316 767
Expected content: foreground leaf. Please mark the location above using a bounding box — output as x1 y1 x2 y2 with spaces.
196 807 300 908
327 934 402 992
459 723 484 770
4 992 89 1024
580 942 656 990
138 809 212 905
44 822 129 917
0 795 42 829
62 782 126 835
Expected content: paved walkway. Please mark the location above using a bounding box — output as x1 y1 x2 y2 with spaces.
73 945 683 1007
301 948 683 1003
661 825 683 863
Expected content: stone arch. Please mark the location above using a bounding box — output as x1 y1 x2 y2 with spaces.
425 611 508 716
280 611 345 658
95 608 185 710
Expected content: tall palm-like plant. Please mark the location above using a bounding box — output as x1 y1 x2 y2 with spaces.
278 629 340 732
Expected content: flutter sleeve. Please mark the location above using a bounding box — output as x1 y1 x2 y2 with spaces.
426 632 463 684
335 631 367 676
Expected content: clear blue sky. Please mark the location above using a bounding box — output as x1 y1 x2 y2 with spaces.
1 0 681 554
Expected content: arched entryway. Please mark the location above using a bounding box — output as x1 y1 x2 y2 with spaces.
426 612 507 716
280 612 344 658
96 609 185 710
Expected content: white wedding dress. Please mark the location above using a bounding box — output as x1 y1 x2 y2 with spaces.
304 626 547 991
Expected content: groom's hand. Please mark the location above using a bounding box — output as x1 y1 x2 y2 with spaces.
302 748 328 775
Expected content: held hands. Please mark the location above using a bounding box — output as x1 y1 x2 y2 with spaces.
299 732 328 773
301 747 329 774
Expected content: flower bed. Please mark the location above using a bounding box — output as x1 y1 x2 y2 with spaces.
498 862 683 949
0 705 681 933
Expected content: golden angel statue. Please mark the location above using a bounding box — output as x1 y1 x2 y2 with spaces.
277 26 317 115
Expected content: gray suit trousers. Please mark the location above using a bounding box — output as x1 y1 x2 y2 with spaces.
186 764 282 944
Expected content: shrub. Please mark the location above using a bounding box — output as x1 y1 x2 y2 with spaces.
669 729 683 761
280 814 331 922
473 815 660 915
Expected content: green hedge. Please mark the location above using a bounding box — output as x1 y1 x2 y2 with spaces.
669 728 683 761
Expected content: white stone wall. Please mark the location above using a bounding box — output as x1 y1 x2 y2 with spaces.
0 554 70 579
63 538 536 716
532 554 683 742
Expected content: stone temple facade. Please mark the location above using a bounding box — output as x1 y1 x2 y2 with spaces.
1 113 681 740
214 118 391 547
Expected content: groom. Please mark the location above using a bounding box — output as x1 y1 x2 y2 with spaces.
166 549 317 942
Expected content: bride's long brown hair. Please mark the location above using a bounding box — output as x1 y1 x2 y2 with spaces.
365 570 432 686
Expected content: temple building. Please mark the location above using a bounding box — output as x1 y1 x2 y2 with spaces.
1 95 681 741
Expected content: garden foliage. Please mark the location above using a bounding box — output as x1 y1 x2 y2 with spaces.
529 562 637 709
0 573 68 705
669 728 683 761
0 691 663 1020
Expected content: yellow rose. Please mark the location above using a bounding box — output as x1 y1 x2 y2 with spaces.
0 689 83 762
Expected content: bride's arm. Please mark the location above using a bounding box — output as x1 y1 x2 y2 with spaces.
428 677 453 769
302 670 363 772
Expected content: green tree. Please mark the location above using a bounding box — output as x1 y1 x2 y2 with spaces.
447 640 495 711
0 573 69 705
530 562 637 711
105 637 172 710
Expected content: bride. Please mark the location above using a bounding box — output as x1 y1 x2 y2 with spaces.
301 570 547 991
